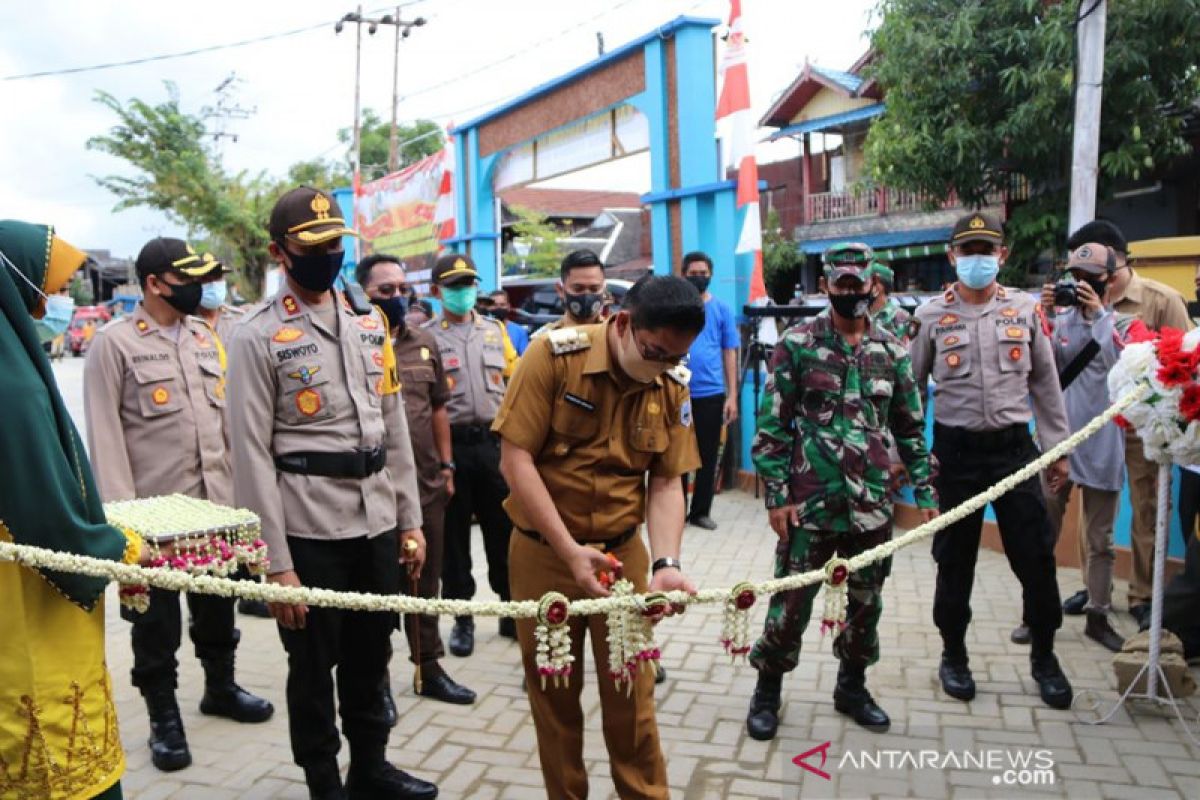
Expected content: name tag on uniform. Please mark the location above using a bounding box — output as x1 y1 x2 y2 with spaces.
444 354 462 371
564 393 595 412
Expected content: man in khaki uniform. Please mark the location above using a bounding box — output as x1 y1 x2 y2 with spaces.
495 274 703 799
1062 220 1191 628
910 212 1074 711
532 249 608 339
358 253 477 710
84 237 273 774
227 186 436 800
425 253 517 656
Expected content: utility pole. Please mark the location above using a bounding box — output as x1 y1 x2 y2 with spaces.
336 8 425 255
1068 0 1107 235
201 73 255 159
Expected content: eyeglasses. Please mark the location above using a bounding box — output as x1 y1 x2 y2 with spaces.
630 325 686 365
369 282 411 298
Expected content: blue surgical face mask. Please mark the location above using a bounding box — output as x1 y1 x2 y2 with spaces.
440 285 478 316
199 281 227 310
955 254 1000 290
42 295 75 336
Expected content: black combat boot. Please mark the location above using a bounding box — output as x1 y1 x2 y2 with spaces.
347 743 438 799
199 654 274 723
1029 629 1073 709
1084 611 1125 653
745 671 783 741
304 759 347 800
448 616 474 657
833 662 890 732
143 688 191 772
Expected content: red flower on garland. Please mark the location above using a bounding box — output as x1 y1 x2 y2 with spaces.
1114 414 1131 430
1155 328 1200 387
1181 384 1200 423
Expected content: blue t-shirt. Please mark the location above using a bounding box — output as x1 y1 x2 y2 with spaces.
686 296 739 399
506 320 530 355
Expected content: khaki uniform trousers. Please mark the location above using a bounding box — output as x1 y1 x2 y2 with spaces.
1043 478 1120 612
510 530 667 800
1126 429 1158 607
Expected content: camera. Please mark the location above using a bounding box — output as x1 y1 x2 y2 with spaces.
1053 277 1079 307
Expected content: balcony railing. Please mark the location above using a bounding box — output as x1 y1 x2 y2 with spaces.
804 181 1029 224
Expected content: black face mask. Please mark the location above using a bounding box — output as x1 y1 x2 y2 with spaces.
485 307 509 321
1083 276 1108 301
685 275 711 294
375 295 408 331
284 248 343 293
160 279 202 315
829 292 872 319
564 291 604 320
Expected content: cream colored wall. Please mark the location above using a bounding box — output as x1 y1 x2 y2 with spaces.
790 87 872 123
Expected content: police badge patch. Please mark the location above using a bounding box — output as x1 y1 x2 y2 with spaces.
680 400 693 428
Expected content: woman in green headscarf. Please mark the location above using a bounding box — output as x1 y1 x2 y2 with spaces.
0 220 144 800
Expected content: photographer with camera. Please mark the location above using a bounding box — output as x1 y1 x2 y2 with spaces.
1035 243 1149 653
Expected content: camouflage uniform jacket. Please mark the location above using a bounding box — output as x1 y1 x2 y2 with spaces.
752 310 937 532
872 299 913 345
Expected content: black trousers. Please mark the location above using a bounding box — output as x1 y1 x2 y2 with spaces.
122 588 238 692
279 531 400 769
1163 528 1200 660
931 428 1063 653
442 432 512 603
685 394 725 520
1178 469 1200 552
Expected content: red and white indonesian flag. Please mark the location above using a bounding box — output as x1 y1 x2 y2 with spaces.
716 0 766 304
433 134 456 248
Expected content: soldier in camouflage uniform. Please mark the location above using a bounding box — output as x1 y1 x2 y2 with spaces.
865 261 914 345
745 243 939 740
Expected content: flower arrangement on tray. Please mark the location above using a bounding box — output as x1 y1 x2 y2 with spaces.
103 494 267 612
1107 326 1200 465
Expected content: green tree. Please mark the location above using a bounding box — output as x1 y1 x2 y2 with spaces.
865 0 1200 272
286 158 351 192
337 111 443 181
762 208 800 303
502 206 567 277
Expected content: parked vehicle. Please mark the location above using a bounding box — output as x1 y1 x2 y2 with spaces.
67 305 113 357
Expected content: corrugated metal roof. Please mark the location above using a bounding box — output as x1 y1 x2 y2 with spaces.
766 104 886 141
798 226 952 254
812 65 864 94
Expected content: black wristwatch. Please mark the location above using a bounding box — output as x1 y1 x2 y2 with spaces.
652 557 682 573
439 461 456 471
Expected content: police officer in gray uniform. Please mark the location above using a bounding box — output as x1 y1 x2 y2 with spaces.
910 212 1074 710
425 253 517 655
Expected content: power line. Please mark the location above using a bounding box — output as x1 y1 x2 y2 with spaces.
0 2 430 82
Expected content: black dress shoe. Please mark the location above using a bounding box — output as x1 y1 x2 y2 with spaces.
745 672 782 741
199 656 274 723
1010 624 1031 645
1130 603 1151 629
346 762 438 800
417 670 477 705
143 689 192 772
1085 611 1125 653
449 616 474 657
938 657 976 701
833 664 889 732
238 598 272 618
688 515 719 531
382 685 399 727
497 616 517 640
305 761 347 800
655 665 667 685
1031 653 1073 709
1062 589 1089 616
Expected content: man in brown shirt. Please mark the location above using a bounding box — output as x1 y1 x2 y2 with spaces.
227 187 436 800
84 237 273 774
358 253 477 710
1063 220 1191 628
494 274 703 799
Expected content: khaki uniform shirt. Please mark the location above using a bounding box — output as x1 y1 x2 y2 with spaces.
531 316 585 339
493 320 701 540
394 325 450 500
227 290 422 575
424 311 511 425
1115 273 1191 332
910 284 1069 451
210 304 246 346
84 304 231 504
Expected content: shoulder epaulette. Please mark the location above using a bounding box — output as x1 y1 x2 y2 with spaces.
665 364 691 386
547 327 590 354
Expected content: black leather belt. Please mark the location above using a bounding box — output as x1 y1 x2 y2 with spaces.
517 526 637 553
934 422 1030 451
275 446 386 479
451 423 495 444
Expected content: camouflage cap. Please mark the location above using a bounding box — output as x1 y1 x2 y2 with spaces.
822 242 873 283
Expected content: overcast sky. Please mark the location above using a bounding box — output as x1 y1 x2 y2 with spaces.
0 0 874 258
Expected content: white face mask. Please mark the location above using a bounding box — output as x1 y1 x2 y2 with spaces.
200 280 228 310
1 247 70 328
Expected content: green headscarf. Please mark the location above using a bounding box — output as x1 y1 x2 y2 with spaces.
0 220 129 610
